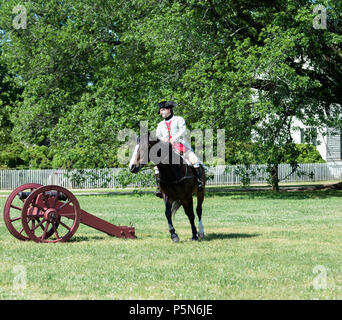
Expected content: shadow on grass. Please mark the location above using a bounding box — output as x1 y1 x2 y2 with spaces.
204 187 342 200
68 235 106 242
202 232 260 241
73 186 342 201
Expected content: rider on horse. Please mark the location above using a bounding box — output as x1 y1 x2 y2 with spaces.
154 100 204 198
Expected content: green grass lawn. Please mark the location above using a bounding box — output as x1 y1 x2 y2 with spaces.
1 189 342 300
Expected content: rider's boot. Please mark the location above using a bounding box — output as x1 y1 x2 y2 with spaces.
194 165 204 192
155 173 163 198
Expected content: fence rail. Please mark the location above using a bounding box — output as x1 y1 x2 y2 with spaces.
0 163 341 190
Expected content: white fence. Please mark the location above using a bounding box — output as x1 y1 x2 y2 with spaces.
206 163 342 185
0 163 341 190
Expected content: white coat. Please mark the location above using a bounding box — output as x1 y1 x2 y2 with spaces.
155 116 192 151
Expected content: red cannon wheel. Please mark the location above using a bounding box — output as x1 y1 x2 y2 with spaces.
21 185 81 243
3 183 43 241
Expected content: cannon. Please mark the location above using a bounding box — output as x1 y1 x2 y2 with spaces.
3 183 135 243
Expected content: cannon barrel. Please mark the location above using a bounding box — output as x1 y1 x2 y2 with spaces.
18 191 67 201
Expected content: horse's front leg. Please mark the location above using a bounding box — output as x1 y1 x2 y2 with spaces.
183 197 198 241
196 190 205 239
164 197 179 243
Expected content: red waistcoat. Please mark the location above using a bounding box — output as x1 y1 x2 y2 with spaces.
165 120 186 153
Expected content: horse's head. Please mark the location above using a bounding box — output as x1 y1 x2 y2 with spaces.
129 133 155 173
129 131 179 173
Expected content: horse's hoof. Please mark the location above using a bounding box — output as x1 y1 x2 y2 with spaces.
198 232 205 239
192 236 199 241
171 234 180 243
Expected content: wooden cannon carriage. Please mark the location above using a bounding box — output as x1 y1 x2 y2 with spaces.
3 183 135 243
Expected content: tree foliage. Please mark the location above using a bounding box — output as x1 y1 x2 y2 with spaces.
0 0 340 189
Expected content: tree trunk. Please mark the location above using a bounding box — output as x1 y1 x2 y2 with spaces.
270 165 279 192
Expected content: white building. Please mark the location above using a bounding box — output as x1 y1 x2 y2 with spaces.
251 53 342 164
291 118 342 163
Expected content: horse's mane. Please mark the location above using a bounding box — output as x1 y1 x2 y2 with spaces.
154 137 185 166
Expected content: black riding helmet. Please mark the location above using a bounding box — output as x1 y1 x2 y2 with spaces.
157 101 176 114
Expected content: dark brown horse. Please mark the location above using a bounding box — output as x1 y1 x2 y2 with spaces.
129 132 206 242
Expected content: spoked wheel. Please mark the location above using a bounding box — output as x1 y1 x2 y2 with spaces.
3 183 43 241
21 185 81 243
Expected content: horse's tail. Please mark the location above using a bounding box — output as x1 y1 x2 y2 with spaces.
171 200 181 218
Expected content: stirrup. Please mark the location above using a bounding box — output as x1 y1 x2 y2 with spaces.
155 189 163 198
155 173 163 198
197 181 204 191
194 165 204 191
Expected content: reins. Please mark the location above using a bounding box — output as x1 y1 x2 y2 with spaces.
138 138 195 184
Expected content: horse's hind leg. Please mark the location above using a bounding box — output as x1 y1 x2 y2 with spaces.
164 198 179 242
196 190 205 239
183 198 198 241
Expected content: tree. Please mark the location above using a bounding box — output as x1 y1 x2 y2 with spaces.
0 0 340 182
0 45 21 144
0 39 26 168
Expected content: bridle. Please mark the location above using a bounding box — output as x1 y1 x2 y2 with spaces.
133 135 195 184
